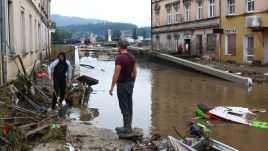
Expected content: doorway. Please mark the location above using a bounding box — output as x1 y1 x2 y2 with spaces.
243 36 254 62
184 39 191 54
196 35 202 55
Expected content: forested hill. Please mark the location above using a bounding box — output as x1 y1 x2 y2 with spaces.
52 14 151 43
52 14 106 26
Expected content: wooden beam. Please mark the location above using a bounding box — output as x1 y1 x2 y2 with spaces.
25 124 50 137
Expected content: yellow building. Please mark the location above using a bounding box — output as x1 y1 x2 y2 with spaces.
220 0 268 64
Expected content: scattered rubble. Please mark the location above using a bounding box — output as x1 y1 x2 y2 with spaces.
187 58 268 84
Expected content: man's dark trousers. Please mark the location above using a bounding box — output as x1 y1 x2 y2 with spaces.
52 78 66 110
117 81 134 117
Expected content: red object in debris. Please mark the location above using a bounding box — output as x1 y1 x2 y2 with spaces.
65 135 71 143
206 112 222 121
37 72 48 77
2 123 11 137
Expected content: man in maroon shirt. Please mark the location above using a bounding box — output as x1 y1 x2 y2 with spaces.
109 40 137 134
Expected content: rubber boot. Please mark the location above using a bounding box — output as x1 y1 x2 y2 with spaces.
125 116 133 133
115 116 132 134
115 115 127 133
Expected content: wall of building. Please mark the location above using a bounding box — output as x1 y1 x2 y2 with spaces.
152 0 220 27
5 0 51 81
220 0 268 64
51 45 75 59
152 0 220 58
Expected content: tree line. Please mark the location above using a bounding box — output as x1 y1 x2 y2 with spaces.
52 22 151 44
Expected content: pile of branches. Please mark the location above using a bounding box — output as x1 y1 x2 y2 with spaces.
0 67 66 150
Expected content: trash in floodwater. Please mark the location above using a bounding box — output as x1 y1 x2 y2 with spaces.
77 75 99 86
195 104 268 129
171 123 239 151
80 64 95 69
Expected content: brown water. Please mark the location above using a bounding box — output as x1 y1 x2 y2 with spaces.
72 53 268 151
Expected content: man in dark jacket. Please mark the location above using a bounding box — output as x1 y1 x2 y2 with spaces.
109 40 137 134
48 52 73 110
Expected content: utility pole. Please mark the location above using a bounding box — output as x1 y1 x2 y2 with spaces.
1 0 7 83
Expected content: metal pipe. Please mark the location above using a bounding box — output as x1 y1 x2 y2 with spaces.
1 0 7 83
218 0 222 62
150 0 152 52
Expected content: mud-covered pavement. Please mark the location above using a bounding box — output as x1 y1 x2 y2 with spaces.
33 122 134 151
188 58 268 84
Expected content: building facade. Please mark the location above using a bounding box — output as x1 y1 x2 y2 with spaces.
1 0 51 83
220 0 268 64
152 0 220 59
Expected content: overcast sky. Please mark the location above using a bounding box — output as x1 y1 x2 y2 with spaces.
51 0 151 27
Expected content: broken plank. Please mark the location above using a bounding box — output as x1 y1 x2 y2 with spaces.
17 55 28 76
26 124 50 137
0 117 31 120
18 123 38 129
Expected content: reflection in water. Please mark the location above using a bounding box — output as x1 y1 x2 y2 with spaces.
80 108 99 121
150 63 268 151
78 55 268 151
69 107 99 122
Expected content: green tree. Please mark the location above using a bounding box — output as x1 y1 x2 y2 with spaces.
133 27 137 40
52 28 73 44
112 30 121 41
140 29 147 38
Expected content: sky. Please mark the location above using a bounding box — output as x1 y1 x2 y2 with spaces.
51 0 151 27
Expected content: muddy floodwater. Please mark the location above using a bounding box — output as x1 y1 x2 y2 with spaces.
71 51 268 151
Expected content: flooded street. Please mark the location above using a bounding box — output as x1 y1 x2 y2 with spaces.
72 51 268 151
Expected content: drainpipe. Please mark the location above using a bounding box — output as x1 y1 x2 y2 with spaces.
150 0 153 52
218 0 222 61
1 0 7 83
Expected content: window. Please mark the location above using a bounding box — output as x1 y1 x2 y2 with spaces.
156 13 160 26
184 5 190 22
175 7 179 23
225 34 236 55
175 36 179 51
208 0 215 18
196 1 203 19
35 20 38 50
168 37 172 50
20 7 26 53
247 0 254 12
167 9 171 25
196 35 203 54
156 36 160 50
38 23 41 50
228 0 235 15
8 1 15 52
29 14 33 52
207 34 216 52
